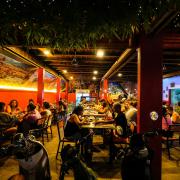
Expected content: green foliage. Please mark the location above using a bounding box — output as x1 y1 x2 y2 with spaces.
0 0 179 48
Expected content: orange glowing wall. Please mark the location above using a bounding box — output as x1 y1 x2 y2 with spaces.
0 90 76 110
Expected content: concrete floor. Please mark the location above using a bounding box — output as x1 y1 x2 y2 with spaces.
0 125 179 180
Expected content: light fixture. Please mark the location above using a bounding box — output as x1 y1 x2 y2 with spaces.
93 70 98 75
96 49 104 57
70 76 73 80
43 49 51 56
63 70 67 73
118 73 122 77
92 76 96 80
163 65 166 71
71 49 78 66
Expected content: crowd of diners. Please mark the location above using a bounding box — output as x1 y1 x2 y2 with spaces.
0 95 179 161
0 98 67 138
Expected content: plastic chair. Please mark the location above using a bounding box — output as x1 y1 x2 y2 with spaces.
56 119 77 160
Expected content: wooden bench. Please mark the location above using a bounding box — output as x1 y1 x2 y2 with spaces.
162 123 180 159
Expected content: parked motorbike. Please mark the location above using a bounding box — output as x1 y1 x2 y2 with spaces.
0 133 51 180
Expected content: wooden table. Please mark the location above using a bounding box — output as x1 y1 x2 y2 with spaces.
83 113 106 117
81 122 116 163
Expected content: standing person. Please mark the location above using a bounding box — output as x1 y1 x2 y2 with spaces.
58 99 67 119
6 99 22 116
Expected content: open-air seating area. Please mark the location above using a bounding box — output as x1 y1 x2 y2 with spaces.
0 123 180 180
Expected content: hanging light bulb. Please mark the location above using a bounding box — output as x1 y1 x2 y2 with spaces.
71 49 78 66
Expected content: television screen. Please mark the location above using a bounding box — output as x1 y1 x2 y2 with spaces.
171 88 180 105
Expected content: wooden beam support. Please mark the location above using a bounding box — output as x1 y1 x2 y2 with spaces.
102 48 136 80
37 68 45 107
137 35 162 180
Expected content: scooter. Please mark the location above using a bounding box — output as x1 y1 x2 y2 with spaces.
0 133 51 180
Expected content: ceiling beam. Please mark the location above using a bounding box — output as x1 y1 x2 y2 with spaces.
148 9 178 35
102 48 136 80
55 64 110 67
163 71 180 78
3 47 68 81
38 54 118 59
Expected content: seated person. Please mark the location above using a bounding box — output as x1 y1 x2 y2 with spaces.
64 105 92 161
65 106 88 139
25 99 36 112
112 102 128 141
0 102 18 134
18 103 41 136
167 105 180 124
41 102 52 117
79 97 87 105
6 99 22 116
97 101 109 114
162 106 172 137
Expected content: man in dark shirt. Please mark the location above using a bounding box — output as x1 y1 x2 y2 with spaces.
113 102 128 137
0 102 17 132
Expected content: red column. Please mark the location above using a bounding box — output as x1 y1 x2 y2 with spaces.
65 81 69 103
56 78 61 105
37 68 44 107
137 35 162 180
103 79 108 100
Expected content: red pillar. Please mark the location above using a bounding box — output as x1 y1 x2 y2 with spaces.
65 81 69 103
56 78 61 105
37 68 45 107
103 79 108 100
137 35 162 180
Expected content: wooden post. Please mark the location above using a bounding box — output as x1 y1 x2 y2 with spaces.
56 78 61 105
65 81 69 103
103 79 108 100
137 35 163 180
37 68 45 107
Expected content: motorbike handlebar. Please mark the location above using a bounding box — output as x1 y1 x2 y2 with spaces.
0 133 42 160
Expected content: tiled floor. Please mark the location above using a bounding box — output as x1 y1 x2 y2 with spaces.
0 125 179 180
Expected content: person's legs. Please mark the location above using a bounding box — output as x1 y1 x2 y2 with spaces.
80 129 93 162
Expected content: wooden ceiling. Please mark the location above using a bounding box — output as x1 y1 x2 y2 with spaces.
19 39 129 82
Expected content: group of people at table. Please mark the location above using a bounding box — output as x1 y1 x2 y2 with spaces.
0 99 59 138
0 96 179 161
63 97 138 162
